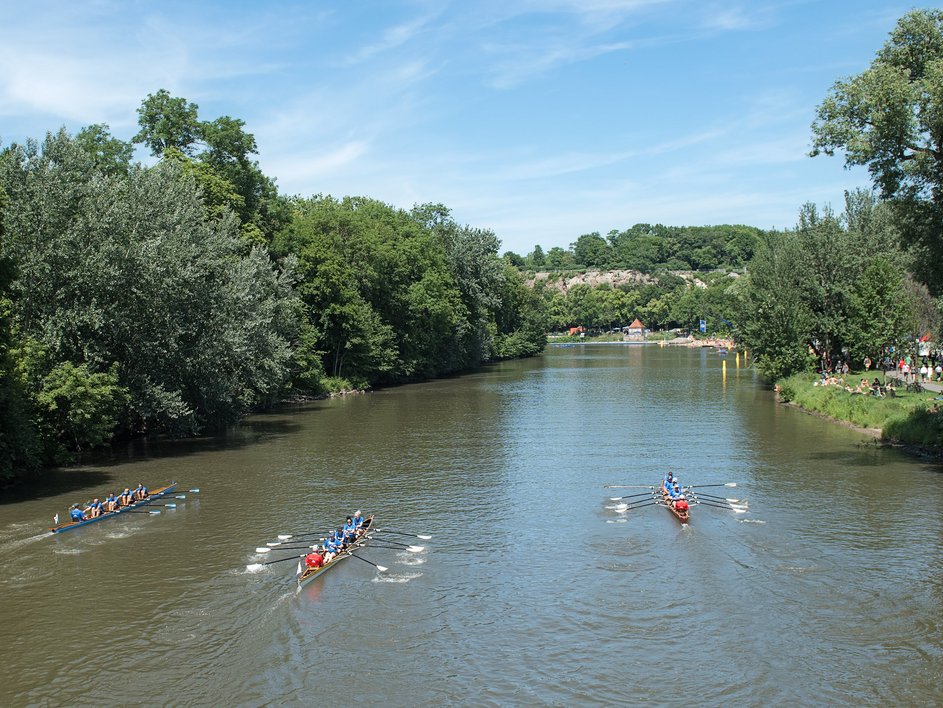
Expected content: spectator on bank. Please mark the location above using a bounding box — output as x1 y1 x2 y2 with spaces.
864 356 872 371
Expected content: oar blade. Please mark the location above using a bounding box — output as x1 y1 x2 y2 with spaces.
278 534 292 540
406 545 424 553
255 547 273 554
266 542 281 547
416 534 432 540
246 563 264 572
376 564 388 572
149 509 161 514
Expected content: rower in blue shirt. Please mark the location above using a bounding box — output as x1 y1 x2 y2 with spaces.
342 517 357 542
668 481 684 500
353 511 364 529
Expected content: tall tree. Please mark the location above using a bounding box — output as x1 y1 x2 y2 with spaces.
133 89 202 156
810 9 943 293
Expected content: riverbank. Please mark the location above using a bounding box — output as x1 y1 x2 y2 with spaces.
775 372 943 457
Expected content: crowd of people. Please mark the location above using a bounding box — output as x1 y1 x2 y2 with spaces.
304 512 368 570
66 483 150 522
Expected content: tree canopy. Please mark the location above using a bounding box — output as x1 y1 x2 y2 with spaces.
811 9 943 293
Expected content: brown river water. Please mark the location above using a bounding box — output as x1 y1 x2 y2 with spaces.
1 344 941 706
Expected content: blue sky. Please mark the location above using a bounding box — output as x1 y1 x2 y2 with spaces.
0 1 929 255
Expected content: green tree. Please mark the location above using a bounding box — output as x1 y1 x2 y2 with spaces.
75 124 133 176
572 232 611 268
811 9 943 293
736 231 815 380
133 89 202 156
1 130 299 436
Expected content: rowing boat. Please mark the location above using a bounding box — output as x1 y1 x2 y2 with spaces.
297 515 374 588
660 484 690 524
49 482 178 534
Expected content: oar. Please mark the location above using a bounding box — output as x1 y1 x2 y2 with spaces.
603 485 655 489
609 490 656 501
148 503 177 508
373 529 432 540
120 509 162 514
685 490 744 503
691 499 747 514
254 544 316 554
364 542 424 553
365 536 424 552
346 553 387 572
687 483 737 489
246 554 305 571
620 500 661 512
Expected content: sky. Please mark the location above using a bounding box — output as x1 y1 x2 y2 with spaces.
0 0 932 255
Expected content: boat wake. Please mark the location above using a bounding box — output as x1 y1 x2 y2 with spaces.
739 519 766 524
53 547 83 555
0 532 53 555
373 572 422 583
399 555 425 566
605 518 628 523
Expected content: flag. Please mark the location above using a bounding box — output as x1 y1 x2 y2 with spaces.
296 561 302 576
54 513 59 525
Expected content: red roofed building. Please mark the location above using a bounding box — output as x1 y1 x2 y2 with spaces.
627 318 645 335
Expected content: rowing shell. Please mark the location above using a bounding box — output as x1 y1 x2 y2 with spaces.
660 484 690 524
297 515 374 588
49 483 178 533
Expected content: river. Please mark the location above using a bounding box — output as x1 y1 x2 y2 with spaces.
1 344 941 706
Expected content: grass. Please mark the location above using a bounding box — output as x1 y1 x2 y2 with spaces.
777 372 943 448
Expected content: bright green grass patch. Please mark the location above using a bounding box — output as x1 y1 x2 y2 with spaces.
777 372 943 447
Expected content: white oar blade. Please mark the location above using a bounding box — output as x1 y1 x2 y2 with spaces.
266 542 281 547
406 545 424 553
165 503 176 509
376 564 388 572
725 483 737 487
255 547 273 554
149 510 161 514
416 534 432 540
278 534 292 540
246 563 264 572
175 495 186 499
188 488 201 493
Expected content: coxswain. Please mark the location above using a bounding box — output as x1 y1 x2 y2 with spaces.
69 504 85 522
305 547 324 570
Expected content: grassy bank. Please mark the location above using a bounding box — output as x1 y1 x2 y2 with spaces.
776 373 943 449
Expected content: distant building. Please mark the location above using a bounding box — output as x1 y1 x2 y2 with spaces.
626 318 646 336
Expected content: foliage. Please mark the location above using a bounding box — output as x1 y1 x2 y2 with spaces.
0 130 300 438
736 231 815 380
0 187 40 480
35 361 128 458
811 9 943 294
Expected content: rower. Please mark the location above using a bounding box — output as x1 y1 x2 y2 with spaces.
333 528 347 549
664 470 674 490
342 517 357 543
133 483 148 501
103 492 119 513
69 504 85 522
85 498 102 518
353 510 364 529
322 537 338 563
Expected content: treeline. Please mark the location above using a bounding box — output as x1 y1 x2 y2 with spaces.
0 94 546 481
533 272 738 334
506 223 762 273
